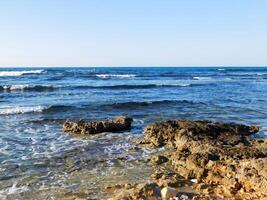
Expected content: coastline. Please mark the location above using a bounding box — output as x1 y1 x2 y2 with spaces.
58 117 267 199
106 119 267 200
1 67 267 199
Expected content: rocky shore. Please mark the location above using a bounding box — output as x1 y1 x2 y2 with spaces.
108 119 267 200
62 117 266 199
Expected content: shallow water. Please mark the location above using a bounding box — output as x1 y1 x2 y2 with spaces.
0 67 267 199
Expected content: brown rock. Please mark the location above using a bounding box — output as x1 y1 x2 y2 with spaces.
63 116 133 134
110 182 162 200
140 119 267 199
148 155 169 166
143 120 258 148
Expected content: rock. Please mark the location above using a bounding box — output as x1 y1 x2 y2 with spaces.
63 116 133 134
139 119 267 199
179 194 189 200
161 187 178 200
110 182 162 200
148 155 169 165
151 168 184 188
143 120 259 147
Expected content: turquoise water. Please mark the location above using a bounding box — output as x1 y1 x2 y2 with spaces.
0 67 267 198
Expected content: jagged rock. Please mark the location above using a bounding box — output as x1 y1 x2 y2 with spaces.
109 182 162 200
143 120 259 147
140 120 267 199
63 116 133 134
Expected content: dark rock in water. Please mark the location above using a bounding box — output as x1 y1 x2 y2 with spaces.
63 116 133 134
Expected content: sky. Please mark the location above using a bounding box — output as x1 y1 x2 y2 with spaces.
0 0 267 67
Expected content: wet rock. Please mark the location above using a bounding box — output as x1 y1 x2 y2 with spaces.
63 116 133 134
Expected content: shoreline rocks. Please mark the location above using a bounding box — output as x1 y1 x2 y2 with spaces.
141 120 266 199
63 116 133 134
110 119 266 199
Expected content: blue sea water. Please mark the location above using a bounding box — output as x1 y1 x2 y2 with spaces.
0 67 267 198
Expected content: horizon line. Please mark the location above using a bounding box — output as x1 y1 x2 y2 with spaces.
1 65 267 68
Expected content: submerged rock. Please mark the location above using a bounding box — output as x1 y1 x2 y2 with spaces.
139 120 267 199
63 116 133 134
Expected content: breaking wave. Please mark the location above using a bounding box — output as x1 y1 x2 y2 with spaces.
0 106 46 115
96 74 136 79
0 70 46 77
0 84 54 92
192 77 214 80
0 105 75 115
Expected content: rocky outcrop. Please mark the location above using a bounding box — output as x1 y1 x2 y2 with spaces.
143 120 259 147
139 120 267 199
63 116 133 134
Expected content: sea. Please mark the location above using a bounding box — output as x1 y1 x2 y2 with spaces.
0 67 267 199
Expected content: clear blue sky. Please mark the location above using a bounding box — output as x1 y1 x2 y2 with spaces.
0 0 267 67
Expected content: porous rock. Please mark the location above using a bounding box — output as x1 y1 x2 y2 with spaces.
63 116 133 134
109 182 162 200
141 120 266 199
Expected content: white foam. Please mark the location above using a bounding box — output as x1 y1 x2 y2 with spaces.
0 105 46 115
96 74 136 78
0 70 45 77
3 84 30 90
256 73 264 76
1 84 52 91
193 77 213 80
104 143 132 155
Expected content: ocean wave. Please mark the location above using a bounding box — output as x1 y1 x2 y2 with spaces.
0 106 46 115
0 105 74 115
231 77 267 80
0 83 198 92
74 83 191 90
104 100 204 109
0 70 46 77
96 74 136 79
43 105 75 113
192 77 214 80
0 84 54 92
